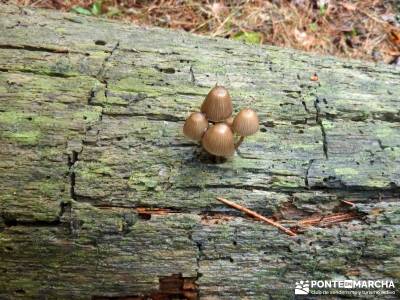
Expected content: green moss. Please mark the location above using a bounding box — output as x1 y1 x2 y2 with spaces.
48 57 74 75
366 244 398 258
366 179 389 188
353 110 369 121
290 142 321 150
233 31 262 44
229 157 263 170
375 126 396 139
270 169 299 176
113 68 207 97
38 181 62 197
55 27 66 34
77 163 114 180
0 111 28 124
73 107 103 124
334 168 359 176
89 51 110 61
130 220 159 234
300 256 319 273
100 95 128 106
173 167 209 189
128 171 159 191
114 76 163 96
219 223 233 240
3 130 40 145
0 111 77 130
321 120 335 130
384 147 400 161
269 176 302 189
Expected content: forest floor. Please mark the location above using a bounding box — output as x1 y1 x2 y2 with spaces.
12 0 400 64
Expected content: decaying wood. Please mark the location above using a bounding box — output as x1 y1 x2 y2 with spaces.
0 4 399 299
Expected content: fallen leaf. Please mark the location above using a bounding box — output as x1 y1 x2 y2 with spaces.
233 31 262 44
91 1 102 16
71 6 92 16
389 30 400 45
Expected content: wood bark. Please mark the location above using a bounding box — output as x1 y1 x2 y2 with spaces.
0 4 399 299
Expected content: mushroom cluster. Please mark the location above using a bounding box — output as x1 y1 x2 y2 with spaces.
183 85 259 158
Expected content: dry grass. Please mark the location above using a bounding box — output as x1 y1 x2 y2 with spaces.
13 0 400 63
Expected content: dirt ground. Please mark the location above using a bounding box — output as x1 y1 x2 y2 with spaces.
12 0 400 64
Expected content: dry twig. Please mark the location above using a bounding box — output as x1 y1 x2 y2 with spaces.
216 196 297 236
341 199 356 207
297 212 358 227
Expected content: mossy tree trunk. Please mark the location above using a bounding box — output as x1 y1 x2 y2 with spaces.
0 4 399 299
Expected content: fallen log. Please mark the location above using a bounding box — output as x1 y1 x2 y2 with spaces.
0 4 399 299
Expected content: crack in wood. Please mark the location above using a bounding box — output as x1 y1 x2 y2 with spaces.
101 112 183 122
0 44 70 53
96 40 120 84
1 218 61 227
377 139 387 150
189 233 203 293
189 65 196 85
0 67 77 78
87 87 96 106
314 96 329 159
0 201 71 227
154 65 176 74
304 159 314 188
301 100 310 113
67 150 79 201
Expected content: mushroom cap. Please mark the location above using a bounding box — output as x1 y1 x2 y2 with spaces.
201 86 233 122
225 116 234 127
201 123 235 157
183 112 209 141
232 108 259 136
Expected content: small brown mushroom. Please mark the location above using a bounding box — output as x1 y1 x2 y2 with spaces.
224 116 234 127
183 112 209 141
232 108 259 148
201 86 233 122
201 123 235 157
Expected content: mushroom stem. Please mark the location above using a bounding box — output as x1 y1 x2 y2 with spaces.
234 136 244 149
216 197 297 237
215 156 226 164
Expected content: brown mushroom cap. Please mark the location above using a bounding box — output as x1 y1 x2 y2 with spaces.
201 86 233 122
183 112 209 141
201 123 235 157
225 116 234 127
232 108 259 136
